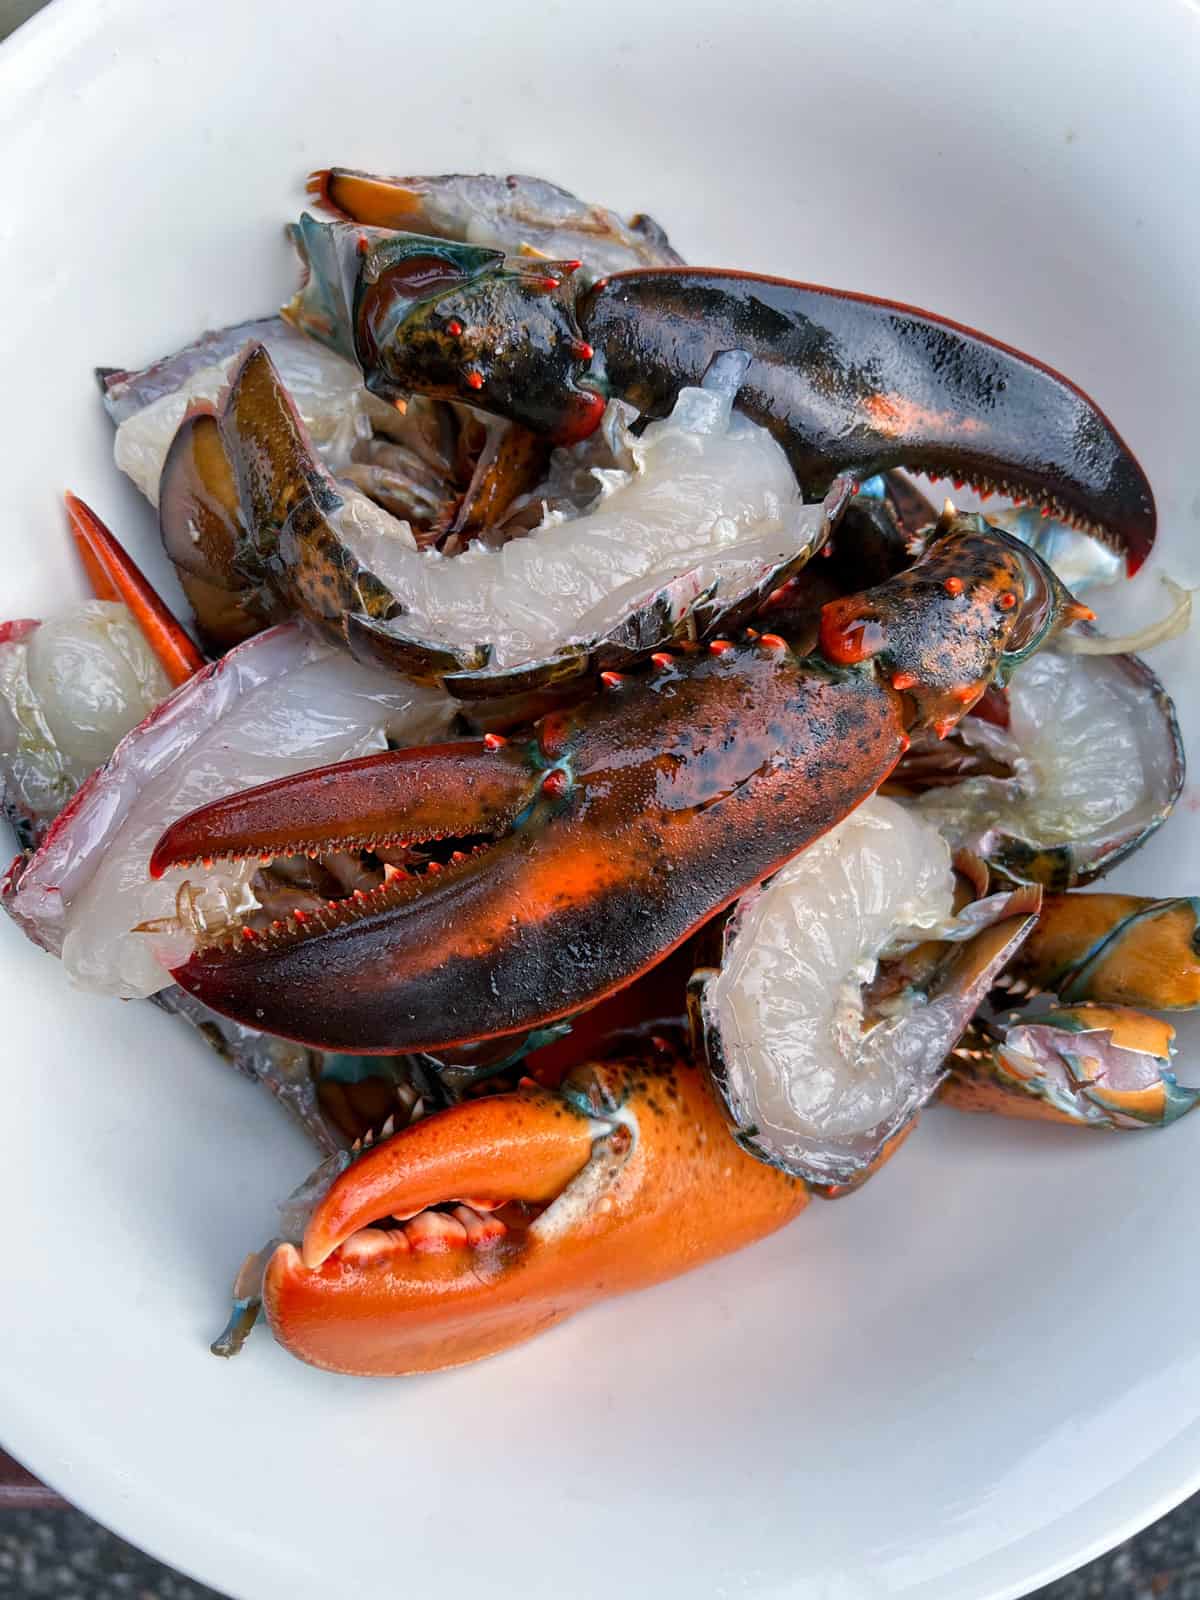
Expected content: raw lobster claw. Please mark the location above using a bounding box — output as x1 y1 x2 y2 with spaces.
578 271 1157 572
287 215 1156 571
152 514 1081 1054
262 1041 808 1376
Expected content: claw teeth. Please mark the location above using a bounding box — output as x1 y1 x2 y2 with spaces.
913 467 1120 552
336 1227 412 1265
405 1210 468 1252
379 1114 396 1140
453 1204 509 1247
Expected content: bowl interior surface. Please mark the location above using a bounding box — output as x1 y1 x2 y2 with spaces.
1 2 1199 1597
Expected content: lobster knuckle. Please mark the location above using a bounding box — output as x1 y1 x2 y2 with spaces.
1010 893 1200 1011
287 215 606 442
819 512 1081 737
943 1003 1193 1131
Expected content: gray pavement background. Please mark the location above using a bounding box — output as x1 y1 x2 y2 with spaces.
4 1492 1200 1599
0 0 1193 1594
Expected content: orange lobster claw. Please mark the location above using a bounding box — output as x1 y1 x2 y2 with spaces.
264 1042 808 1375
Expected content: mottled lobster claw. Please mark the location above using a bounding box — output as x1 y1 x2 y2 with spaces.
263 1043 808 1375
151 514 1083 1053
286 215 1157 574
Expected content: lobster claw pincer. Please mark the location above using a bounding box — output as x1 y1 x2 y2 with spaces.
262 1043 808 1375
152 514 1082 1055
577 271 1157 573
287 217 1157 572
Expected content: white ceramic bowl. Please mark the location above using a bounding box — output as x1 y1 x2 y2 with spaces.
2 2 1199 1596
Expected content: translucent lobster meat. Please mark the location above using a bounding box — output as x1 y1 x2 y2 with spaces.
327 361 824 672
912 646 1183 884
0 602 170 841
695 797 1039 1183
3 623 452 998
109 318 370 504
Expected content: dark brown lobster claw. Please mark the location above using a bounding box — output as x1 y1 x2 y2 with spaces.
578 270 1156 573
152 516 1082 1054
285 213 1156 574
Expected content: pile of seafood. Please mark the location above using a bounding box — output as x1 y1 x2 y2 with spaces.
3 167 1196 1377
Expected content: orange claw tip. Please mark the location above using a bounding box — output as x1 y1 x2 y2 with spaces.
64 492 206 688
1065 600 1097 623
300 1089 596 1269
